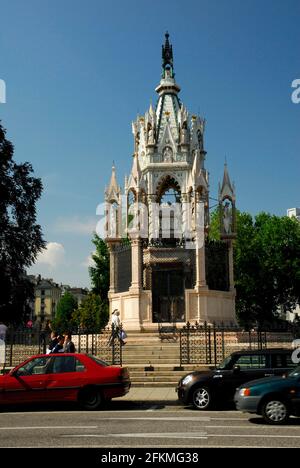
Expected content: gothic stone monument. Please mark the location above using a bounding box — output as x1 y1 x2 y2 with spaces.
105 33 237 331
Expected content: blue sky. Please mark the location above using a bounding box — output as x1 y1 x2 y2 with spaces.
0 0 299 287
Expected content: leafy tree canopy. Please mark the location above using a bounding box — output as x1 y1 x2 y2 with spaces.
0 122 45 324
210 209 300 327
72 292 109 332
89 234 109 303
52 291 78 332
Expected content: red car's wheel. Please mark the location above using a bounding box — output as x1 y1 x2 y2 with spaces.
79 387 102 410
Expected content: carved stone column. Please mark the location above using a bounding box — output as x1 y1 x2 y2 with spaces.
194 192 207 291
129 235 142 292
228 240 235 291
181 193 191 240
195 240 207 290
106 239 120 294
147 194 157 242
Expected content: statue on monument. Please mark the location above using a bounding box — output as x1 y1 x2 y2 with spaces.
163 146 173 162
147 123 155 144
180 121 189 144
223 201 232 234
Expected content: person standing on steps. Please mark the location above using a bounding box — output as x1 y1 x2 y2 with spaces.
108 310 126 346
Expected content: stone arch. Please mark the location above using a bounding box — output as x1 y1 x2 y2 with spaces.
155 174 181 203
127 188 137 205
127 188 137 233
155 175 182 242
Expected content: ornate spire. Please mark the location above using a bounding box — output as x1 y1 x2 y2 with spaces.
162 31 174 78
105 163 121 203
219 162 235 202
219 163 236 238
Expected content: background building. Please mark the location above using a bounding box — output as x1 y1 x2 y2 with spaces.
61 286 89 306
28 276 89 324
287 207 300 221
34 276 61 323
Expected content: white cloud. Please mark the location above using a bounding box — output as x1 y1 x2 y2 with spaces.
54 216 97 235
36 242 65 268
81 252 96 268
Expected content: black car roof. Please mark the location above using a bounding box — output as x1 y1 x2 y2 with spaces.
230 348 291 356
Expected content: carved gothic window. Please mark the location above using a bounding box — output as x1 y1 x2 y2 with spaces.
156 176 182 243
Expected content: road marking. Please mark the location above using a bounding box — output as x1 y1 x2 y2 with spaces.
61 431 300 440
0 410 240 416
99 417 211 421
62 432 208 439
0 426 98 430
210 417 254 421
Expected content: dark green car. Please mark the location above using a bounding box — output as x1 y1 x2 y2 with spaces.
234 366 300 424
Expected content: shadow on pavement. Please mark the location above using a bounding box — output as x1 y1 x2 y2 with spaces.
0 400 179 413
249 416 300 426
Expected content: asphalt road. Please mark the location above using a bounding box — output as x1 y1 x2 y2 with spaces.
1 402 300 448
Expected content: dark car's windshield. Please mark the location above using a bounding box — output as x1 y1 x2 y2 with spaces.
89 355 109 367
216 355 232 370
288 366 300 378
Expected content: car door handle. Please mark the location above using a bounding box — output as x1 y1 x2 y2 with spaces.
264 373 274 377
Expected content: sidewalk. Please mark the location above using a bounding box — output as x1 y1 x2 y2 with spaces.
115 386 178 405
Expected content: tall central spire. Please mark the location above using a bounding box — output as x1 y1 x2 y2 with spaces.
162 31 174 78
156 32 180 96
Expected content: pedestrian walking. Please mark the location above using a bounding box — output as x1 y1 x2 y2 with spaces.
108 310 126 346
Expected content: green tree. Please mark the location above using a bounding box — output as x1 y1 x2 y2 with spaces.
208 206 221 241
235 212 300 327
89 234 110 304
0 122 45 324
72 293 109 332
52 291 78 332
209 209 300 327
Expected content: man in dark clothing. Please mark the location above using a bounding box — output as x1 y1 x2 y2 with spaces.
50 335 65 353
63 333 76 353
47 331 58 354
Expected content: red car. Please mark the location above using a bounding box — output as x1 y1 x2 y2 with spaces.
0 353 131 410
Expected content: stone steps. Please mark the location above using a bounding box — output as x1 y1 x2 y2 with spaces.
130 375 184 383
124 364 206 371
118 336 205 387
133 382 179 388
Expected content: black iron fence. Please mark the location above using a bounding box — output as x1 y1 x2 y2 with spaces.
179 322 295 367
1 325 123 368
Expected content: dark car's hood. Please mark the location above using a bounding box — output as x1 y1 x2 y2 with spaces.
240 375 295 389
181 370 214 381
